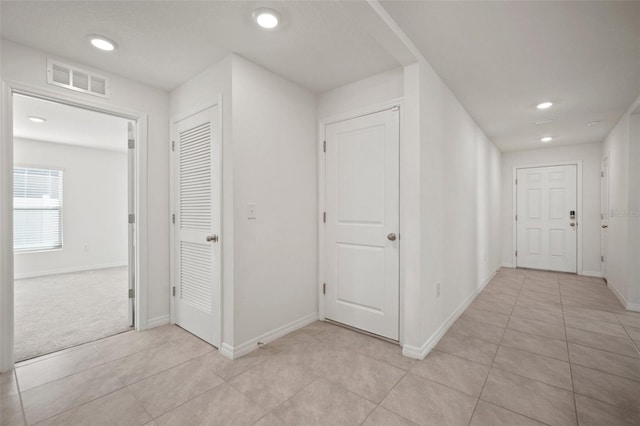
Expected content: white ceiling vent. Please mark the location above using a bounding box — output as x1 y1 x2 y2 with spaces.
46 59 109 98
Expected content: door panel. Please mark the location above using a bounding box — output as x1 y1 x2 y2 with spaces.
516 165 577 273
173 106 220 347
325 108 400 340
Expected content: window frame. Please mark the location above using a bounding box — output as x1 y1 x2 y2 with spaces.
13 164 65 254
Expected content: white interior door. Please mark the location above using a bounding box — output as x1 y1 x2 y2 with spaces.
516 165 577 273
173 106 220 347
601 156 609 279
127 121 136 327
324 108 400 340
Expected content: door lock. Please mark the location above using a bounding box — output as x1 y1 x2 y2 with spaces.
570 222 576 227
206 234 218 243
387 233 397 241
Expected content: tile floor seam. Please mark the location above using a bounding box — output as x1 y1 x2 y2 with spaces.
558 274 580 426
123 382 157 422
13 369 28 426
466 273 526 426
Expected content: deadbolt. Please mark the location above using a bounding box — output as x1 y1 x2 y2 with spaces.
387 233 397 241
206 234 218 242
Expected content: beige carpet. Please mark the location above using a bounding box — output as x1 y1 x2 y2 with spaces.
14 266 131 361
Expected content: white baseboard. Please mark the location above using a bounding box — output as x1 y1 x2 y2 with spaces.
627 303 640 312
501 262 514 269
607 280 628 308
14 262 127 280
581 270 603 278
403 271 496 360
147 314 170 329
219 312 318 360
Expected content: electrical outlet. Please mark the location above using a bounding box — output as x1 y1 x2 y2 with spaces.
436 282 441 297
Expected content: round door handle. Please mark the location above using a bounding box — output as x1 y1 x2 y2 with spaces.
570 222 576 227
387 233 397 241
206 234 218 242
601 225 608 229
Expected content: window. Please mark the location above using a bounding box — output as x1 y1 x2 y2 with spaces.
13 167 63 252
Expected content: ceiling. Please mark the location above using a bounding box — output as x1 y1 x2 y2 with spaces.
2 1 640 153
13 94 130 153
0 1 399 93
380 1 640 152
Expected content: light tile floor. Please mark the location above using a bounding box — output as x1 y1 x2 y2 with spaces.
2 268 640 425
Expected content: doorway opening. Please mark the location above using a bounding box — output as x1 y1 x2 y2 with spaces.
12 94 135 361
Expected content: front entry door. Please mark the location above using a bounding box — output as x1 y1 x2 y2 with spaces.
324 108 400 340
516 165 577 273
172 106 221 347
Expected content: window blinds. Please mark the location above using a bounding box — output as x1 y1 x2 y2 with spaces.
13 167 63 252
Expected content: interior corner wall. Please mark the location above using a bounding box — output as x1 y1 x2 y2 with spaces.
231 55 317 347
602 95 640 310
500 143 603 275
13 138 128 278
169 55 234 345
416 58 502 352
1 40 170 326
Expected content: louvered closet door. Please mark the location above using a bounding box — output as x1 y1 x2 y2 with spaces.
174 106 220 347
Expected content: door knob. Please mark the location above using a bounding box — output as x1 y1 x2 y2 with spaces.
570 222 576 227
387 233 397 241
206 234 218 242
601 225 608 229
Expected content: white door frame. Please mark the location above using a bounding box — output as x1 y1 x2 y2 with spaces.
318 98 404 344
511 160 583 274
169 98 223 349
0 80 149 372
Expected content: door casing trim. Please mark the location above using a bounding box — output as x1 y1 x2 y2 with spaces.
318 98 404 345
511 160 583 274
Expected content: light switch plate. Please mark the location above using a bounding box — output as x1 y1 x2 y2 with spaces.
247 202 257 219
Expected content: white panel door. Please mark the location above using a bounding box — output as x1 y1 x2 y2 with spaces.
325 108 400 340
127 121 135 327
516 165 577 273
173 106 220 347
601 156 609 279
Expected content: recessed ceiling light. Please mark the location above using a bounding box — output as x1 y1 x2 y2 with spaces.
540 136 553 143
88 35 117 51
587 121 602 127
253 8 280 29
536 102 553 110
27 116 46 123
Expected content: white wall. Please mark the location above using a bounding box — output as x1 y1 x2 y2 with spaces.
602 95 640 310
413 58 502 353
500 143 603 276
1 40 170 325
13 138 128 278
231 55 317 346
317 67 403 118
170 54 317 352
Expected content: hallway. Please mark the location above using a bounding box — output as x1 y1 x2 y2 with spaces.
1 267 639 425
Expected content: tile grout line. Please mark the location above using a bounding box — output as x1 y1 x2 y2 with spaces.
467 270 527 426
559 274 581 426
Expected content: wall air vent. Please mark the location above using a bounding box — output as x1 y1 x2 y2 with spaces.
46 59 109 98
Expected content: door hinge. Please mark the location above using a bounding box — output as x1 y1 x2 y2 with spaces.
515 214 518 221
128 139 135 149
128 288 135 299
171 140 175 152
601 171 604 178
128 214 135 224
515 250 518 257
323 283 326 295
323 141 326 153
515 178 518 185
172 213 175 224
323 212 326 223
601 255 604 262
172 286 176 296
